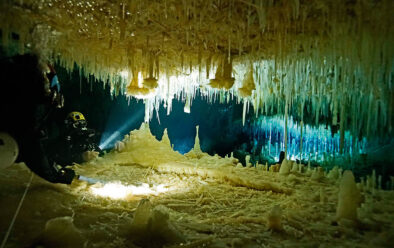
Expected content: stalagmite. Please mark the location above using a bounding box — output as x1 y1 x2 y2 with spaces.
336 170 362 222
40 216 85 248
185 126 204 159
291 161 299 173
129 199 184 247
378 175 382 190
130 199 153 235
320 187 327 204
298 164 304 173
245 155 252 167
279 159 291 175
193 126 202 154
267 205 283 231
327 166 340 181
114 141 126 153
161 128 171 147
311 167 325 181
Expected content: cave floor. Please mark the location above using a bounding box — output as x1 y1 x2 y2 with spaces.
1 162 393 248
1 127 393 248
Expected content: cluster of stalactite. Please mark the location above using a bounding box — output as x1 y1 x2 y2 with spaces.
0 0 392 142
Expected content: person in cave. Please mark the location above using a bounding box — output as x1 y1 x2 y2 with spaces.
0 53 76 184
49 111 103 166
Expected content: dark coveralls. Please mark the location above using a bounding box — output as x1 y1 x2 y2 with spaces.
52 124 102 166
0 54 75 184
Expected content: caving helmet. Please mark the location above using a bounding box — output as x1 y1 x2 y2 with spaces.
66 111 87 129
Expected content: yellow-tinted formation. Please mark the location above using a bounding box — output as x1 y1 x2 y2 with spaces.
1 124 394 247
0 0 392 139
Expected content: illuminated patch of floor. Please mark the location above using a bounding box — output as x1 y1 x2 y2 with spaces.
1 160 394 248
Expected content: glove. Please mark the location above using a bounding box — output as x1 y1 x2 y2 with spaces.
56 167 76 184
82 150 99 162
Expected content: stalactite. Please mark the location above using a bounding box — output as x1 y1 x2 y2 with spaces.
242 100 247 126
339 96 346 154
300 121 303 160
0 0 391 143
284 101 288 158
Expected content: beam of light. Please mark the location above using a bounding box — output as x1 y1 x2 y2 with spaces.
90 182 172 199
99 106 144 150
99 131 121 150
99 69 144 150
